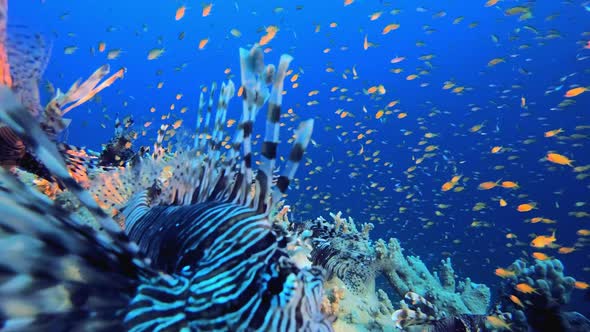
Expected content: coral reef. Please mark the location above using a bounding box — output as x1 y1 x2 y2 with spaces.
375 238 491 316
303 212 491 331
500 258 590 332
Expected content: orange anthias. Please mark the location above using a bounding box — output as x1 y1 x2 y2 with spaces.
478 181 499 190
565 87 586 97
515 283 538 294
175 5 186 21
517 202 536 212
546 152 574 166
495 267 516 278
501 181 519 189
531 231 557 248
509 295 525 308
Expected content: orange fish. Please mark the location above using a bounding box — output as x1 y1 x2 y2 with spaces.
499 198 507 207
531 231 556 248
175 5 186 20
509 295 525 308
544 128 563 137
344 0 354 6
515 283 538 294
546 152 573 166
517 202 536 212
491 146 502 153
558 247 575 254
501 181 519 189
532 252 550 260
486 316 511 331
485 0 500 7
478 181 499 190
575 281 589 290
495 267 516 278
202 3 213 17
441 181 455 192
198 38 209 50
577 229 590 236
488 57 505 66
382 23 400 35
259 26 278 46
565 87 586 97
390 56 405 64
530 217 555 224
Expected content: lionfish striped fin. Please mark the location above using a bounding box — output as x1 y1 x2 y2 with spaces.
274 119 314 200
4 25 49 119
0 124 23 166
236 47 270 205
193 89 205 149
255 53 291 213
0 166 158 331
0 86 143 258
204 82 215 147
211 80 234 158
57 65 125 115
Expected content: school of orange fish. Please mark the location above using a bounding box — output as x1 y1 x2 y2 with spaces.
27 0 590 310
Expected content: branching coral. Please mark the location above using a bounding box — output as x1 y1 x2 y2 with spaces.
374 237 490 316
302 212 491 331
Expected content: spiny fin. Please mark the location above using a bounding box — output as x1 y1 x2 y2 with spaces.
0 86 162 331
5 25 50 118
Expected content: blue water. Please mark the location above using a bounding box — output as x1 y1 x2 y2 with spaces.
11 0 590 314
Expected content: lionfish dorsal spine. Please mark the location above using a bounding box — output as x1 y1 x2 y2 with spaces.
275 119 314 201
194 88 205 149
256 53 292 213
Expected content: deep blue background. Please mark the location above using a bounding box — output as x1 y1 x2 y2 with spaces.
9 0 590 313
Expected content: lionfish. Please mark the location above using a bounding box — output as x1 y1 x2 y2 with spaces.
0 2 332 331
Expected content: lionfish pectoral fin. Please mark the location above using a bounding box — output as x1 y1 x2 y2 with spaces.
0 166 155 331
0 85 160 330
117 189 152 230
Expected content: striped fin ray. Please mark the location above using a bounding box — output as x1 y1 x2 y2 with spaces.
40 65 121 140
235 47 270 206
274 119 314 202
56 65 126 115
0 124 23 166
210 80 235 159
255 53 291 213
0 166 157 331
193 90 205 149
152 124 168 160
4 25 50 119
201 82 216 151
